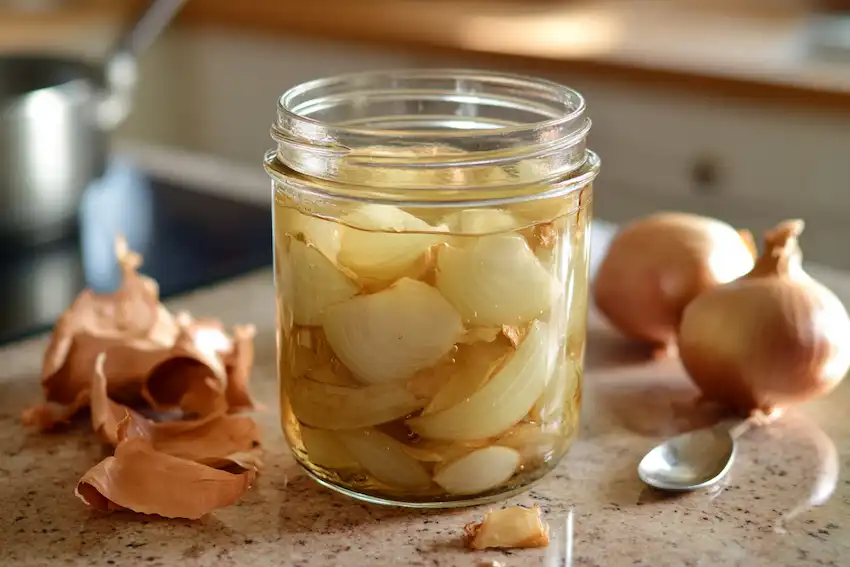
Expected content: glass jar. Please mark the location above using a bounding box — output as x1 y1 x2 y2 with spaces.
266 69 599 508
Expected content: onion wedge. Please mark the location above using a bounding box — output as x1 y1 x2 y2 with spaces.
337 204 446 283
288 238 359 326
436 234 559 326
299 426 359 469
322 278 463 384
276 207 342 262
422 340 512 415
407 321 553 440
289 375 426 430
337 428 431 490
531 356 581 424
445 209 519 246
497 423 560 466
433 446 520 495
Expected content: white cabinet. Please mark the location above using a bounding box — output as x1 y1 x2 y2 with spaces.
120 30 850 268
579 81 850 268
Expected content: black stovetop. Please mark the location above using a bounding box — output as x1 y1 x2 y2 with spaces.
0 158 273 346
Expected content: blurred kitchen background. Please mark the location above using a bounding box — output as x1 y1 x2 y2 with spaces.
1 0 849 341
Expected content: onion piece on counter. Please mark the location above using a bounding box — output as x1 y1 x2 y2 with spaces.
322 278 464 384
288 238 359 326
336 204 446 283
407 320 553 440
299 426 359 469
593 212 756 348
436 234 559 326
678 220 850 415
464 505 551 550
289 374 426 430
433 446 521 495
337 428 432 490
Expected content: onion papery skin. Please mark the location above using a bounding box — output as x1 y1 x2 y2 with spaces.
678 220 850 414
593 212 756 347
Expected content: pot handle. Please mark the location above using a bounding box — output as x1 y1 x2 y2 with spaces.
97 0 188 131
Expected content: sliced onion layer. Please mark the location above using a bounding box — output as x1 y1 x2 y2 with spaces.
422 340 512 415
433 446 520 495
407 320 554 440
299 426 359 469
436 234 560 326
322 278 463 384
337 204 446 283
289 238 359 326
531 356 581 424
276 207 342 262
289 375 425 430
497 423 560 465
337 428 432 490
445 209 519 246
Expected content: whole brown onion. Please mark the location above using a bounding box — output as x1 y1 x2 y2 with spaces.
593 212 756 348
678 220 850 415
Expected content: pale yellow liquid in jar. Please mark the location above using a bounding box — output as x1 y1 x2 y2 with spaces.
273 187 591 506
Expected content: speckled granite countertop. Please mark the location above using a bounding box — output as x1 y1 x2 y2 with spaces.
1 150 849 566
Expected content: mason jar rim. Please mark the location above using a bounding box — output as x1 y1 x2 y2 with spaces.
268 68 595 202
276 68 587 142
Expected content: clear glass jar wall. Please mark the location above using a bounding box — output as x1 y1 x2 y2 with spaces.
266 70 600 507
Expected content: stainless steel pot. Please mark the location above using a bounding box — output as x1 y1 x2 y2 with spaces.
0 0 186 247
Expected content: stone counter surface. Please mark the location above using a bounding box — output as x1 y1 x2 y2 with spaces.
2 261 850 566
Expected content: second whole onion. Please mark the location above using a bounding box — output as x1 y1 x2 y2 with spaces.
593 212 757 349
678 220 850 415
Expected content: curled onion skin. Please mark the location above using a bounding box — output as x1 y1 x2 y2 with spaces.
678 220 850 414
594 212 756 348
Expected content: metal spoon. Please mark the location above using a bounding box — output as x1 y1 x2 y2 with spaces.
638 420 752 491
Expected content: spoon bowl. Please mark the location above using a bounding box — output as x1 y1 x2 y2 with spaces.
638 425 737 491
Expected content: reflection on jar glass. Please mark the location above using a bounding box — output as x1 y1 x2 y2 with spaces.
265 69 600 507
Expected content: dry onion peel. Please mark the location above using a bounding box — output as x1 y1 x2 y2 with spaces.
336 428 431 490
336 204 447 283
593 212 756 348
76 419 256 519
678 220 850 414
289 374 426 430
322 278 463 384
39 235 178 406
464 505 550 550
288 237 359 326
436 234 559 326
91 354 262 469
142 313 245 417
407 320 553 440
433 446 520 495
